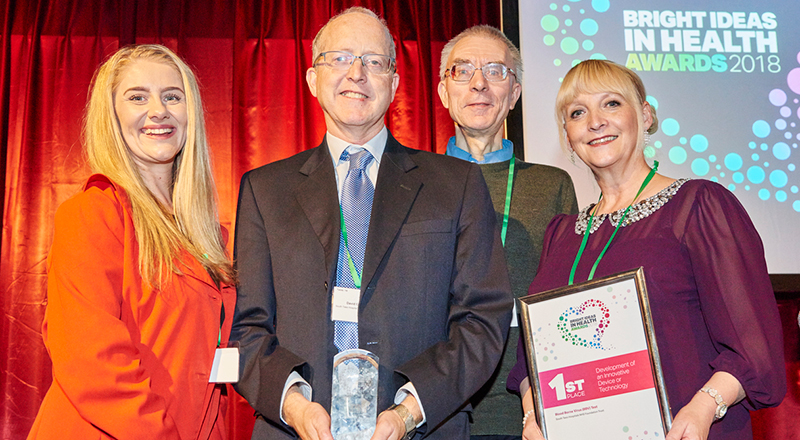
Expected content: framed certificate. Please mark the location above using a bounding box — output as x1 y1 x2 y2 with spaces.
518 267 671 439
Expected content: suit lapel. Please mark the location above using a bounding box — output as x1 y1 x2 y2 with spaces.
295 142 341 279
361 134 421 301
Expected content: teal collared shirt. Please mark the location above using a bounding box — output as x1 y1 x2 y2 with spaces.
445 137 514 164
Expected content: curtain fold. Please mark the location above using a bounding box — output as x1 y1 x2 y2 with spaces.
0 1 498 438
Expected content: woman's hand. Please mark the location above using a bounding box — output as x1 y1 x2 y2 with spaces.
665 393 716 440
666 371 745 440
521 381 546 440
522 416 546 440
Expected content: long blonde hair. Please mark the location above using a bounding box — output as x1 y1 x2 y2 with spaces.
85 44 235 286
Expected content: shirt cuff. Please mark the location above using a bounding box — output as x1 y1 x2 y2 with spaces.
395 382 426 427
280 371 312 424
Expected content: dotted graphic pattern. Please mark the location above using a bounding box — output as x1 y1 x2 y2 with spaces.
556 299 611 350
537 1 799 213
622 425 662 439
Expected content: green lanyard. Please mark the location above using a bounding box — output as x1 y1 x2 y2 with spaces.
444 150 515 247
501 155 515 247
218 302 225 346
339 208 363 289
569 161 659 285
204 253 225 347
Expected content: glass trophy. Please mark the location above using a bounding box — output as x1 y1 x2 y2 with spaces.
331 349 379 440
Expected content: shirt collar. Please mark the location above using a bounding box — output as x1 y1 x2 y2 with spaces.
445 137 514 164
327 127 387 166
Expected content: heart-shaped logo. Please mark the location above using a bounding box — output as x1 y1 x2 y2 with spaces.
557 299 611 350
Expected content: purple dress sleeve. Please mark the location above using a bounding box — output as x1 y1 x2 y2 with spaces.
682 182 785 409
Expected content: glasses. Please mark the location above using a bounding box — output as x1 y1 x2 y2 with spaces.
446 63 516 82
314 51 396 74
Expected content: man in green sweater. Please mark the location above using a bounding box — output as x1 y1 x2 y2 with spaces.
438 25 578 440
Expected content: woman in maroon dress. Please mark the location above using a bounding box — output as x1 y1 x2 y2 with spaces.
507 60 785 440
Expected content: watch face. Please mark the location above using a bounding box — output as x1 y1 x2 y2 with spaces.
718 404 728 419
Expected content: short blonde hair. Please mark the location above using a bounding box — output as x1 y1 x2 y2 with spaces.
85 44 234 286
555 59 658 156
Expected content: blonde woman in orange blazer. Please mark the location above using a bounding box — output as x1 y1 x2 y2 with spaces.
28 45 236 440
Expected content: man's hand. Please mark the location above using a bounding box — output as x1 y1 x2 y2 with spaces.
283 385 333 440
370 408 406 440
370 394 422 440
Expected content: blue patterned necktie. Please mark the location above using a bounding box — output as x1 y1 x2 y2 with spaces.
334 148 375 352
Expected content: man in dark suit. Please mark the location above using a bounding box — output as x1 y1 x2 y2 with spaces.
231 8 513 440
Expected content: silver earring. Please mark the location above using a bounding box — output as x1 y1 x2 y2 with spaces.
643 131 657 159
569 149 575 164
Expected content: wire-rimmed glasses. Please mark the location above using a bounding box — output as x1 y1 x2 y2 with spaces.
446 63 516 82
314 51 396 74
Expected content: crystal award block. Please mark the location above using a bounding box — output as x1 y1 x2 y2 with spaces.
331 349 379 440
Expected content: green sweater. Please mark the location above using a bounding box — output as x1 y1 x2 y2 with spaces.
470 157 578 436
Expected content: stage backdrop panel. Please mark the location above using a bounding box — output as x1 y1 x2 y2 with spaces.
519 0 800 273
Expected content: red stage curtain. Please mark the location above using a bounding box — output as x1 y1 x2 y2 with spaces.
0 0 499 438
751 298 800 440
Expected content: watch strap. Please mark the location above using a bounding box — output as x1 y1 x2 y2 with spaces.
388 403 416 438
698 387 728 420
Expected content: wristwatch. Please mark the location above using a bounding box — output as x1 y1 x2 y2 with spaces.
698 388 728 420
388 403 416 439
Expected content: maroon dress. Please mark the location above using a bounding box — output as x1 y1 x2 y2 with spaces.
507 179 786 439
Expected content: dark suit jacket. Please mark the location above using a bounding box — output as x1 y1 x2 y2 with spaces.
231 133 513 439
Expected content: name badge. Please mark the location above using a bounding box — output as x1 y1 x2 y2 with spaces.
209 345 239 383
331 286 360 323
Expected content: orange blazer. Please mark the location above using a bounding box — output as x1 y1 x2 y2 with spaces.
28 175 236 440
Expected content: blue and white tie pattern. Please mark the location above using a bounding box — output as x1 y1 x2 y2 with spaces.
334 148 374 352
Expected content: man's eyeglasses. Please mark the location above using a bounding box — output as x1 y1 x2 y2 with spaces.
314 51 396 74
446 63 516 82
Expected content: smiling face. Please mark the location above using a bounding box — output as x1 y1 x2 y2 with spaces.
114 59 187 175
563 91 652 173
437 35 521 139
305 12 399 144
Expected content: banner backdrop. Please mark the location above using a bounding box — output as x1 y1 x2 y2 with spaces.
519 0 800 273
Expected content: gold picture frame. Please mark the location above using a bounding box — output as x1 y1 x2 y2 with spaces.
518 267 671 438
